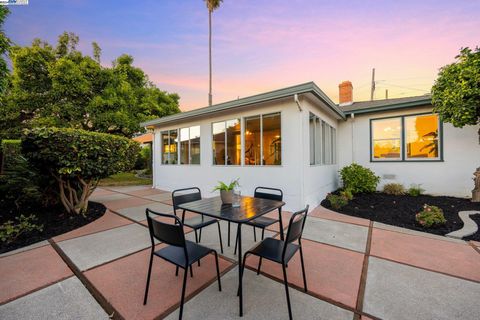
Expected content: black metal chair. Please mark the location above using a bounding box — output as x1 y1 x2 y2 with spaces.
233 187 283 254
240 205 309 320
172 187 224 256
143 209 222 320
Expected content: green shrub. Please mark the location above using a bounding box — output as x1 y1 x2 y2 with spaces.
1 139 21 172
340 189 353 201
408 184 424 197
415 205 446 228
0 215 43 244
327 193 349 210
339 163 380 194
383 183 405 195
22 127 140 215
134 146 151 170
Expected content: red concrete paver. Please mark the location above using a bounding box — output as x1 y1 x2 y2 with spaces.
370 228 480 282
310 206 370 227
128 188 167 197
360 315 375 320
53 210 133 242
471 240 480 247
245 239 364 308
0 245 73 304
85 245 232 320
104 197 154 211
91 188 115 197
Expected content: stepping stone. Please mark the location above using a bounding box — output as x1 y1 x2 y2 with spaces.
446 211 480 239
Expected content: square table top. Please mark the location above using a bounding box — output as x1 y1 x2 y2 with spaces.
177 196 285 223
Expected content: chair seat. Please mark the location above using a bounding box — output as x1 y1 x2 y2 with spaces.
155 240 212 268
246 216 278 228
247 238 299 263
183 215 218 229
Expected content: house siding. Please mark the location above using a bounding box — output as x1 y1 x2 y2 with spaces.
337 105 480 197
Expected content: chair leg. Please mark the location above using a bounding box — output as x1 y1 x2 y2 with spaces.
179 266 188 320
299 245 307 292
217 221 224 254
257 257 262 275
190 265 193 278
194 230 200 266
261 228 265 240
253 226 256 242
282 263 293 320
175 266 179 276
143 250 154 305
238 253 249 297
199 228 202 243
234 230 239 255
213 251 222 291
227 221 231 247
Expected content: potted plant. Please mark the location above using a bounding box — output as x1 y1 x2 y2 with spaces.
213 179 240 204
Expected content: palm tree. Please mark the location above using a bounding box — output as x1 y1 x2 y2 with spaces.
204 0 223 106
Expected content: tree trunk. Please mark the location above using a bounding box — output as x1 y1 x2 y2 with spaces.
208 9 213 106
57 176 98 215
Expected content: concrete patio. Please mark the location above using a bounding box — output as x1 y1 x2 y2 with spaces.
1 185 480 320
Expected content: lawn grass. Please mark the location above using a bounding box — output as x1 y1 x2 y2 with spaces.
99 172 152 186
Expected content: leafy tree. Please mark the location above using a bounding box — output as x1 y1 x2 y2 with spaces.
204 0 223 106
2 32 180 139
0 7 11 93
22 127 140 215
432 47 480 142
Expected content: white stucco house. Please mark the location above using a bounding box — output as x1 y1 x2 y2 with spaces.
142 81 480 211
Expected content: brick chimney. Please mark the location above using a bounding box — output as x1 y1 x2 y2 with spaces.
339 81 353 106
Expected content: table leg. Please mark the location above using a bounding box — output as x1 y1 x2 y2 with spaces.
278 208 285 241
237 223 243 316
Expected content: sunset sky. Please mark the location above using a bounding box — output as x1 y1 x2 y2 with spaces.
6 0 480 111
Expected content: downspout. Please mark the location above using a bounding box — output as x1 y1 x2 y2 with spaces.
294 94 305 207
350 113 355 163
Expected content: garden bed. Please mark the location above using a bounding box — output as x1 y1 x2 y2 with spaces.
321 192 480 241
0 201 106 254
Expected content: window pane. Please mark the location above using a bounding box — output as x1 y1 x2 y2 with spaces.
226 119 241 165
245 116 261 166
331 127 336 164
180 128 189 165
322 121 327 164
168 129 178 164
190 126 200 164
161 131 169 164
315 118 321 164
262 113 281 165
372 118 401 159
309 114 315 165
405 114 439 159
212 122 225 165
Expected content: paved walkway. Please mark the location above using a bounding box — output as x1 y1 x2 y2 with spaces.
1 186 480 319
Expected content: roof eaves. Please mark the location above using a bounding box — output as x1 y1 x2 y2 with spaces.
310 82 346 120
342 98 432 115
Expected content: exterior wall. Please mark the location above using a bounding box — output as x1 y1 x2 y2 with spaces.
337 105 480 197
301 98 340 209
152 99 304 211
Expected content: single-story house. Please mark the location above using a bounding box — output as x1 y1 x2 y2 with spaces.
141 81 480 211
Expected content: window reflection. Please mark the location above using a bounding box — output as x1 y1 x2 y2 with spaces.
161 129 178 164
190 126 201 164
245 116 261 165
226 119 241 165
372 118 402 159
212 122 225 165
262 113 281 165
405 114 439 159
180 128 189 165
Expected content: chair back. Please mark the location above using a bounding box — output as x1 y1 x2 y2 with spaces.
172 187 202 211
145 209 187 249
254 187 283 202
283 205 309 257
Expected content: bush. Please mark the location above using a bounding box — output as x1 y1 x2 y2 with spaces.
408 184 424 197
340 189 353 201
134 146 151 170
327 193 349 210
1 139 22 172
415 205 446 228
22 127 140 215
0 215 43 244
339 163 380 194
383 183 405 195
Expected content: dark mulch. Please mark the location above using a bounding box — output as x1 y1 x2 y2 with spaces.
321 192 480 241
0 202 106 254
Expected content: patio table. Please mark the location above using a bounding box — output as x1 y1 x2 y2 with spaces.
177 195 285 317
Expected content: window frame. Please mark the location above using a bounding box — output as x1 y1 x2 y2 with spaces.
160 129 179 165
369 112 444 162
244 112 282 166
179 125 201 165
309 112 337 166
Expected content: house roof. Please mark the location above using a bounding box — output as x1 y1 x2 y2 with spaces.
132 133 153 144
339 95 432 115
141 82 346 127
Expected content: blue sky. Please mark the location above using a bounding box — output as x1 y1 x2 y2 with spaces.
6 0 480 110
